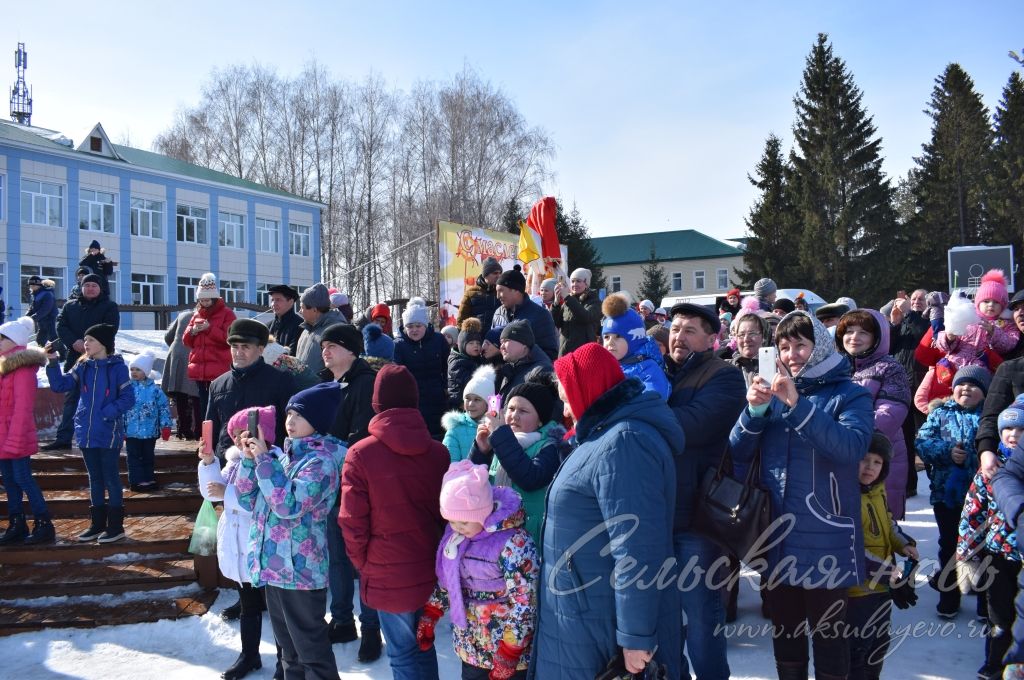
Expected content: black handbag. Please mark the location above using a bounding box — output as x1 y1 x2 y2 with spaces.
692 448 771 561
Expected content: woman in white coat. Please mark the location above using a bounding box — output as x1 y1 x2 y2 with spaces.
199 405 280 680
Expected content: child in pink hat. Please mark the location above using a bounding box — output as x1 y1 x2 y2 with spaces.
415 460 538 679
937 269 1020 371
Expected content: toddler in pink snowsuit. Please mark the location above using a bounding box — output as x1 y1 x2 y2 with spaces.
937 270 1019 370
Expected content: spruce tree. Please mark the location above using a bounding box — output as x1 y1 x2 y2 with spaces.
910 64 994 291
738 134 801 288
554 200 605 291
990 71 1024 258
789 34 899 304
638 246 670 305
500 197 523 234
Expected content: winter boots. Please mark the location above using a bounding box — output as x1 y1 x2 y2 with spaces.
98 506 126 543
775 661 808 680
78 505 107 541
23 513 56 545
221 614 262 680
328 620 358 644
357 628 383 662
0 513 28 545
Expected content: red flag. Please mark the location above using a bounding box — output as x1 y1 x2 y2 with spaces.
526 196 562 273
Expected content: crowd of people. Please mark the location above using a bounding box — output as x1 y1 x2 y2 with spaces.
6 256 1024 680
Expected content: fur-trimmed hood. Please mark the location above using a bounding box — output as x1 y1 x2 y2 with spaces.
0 346 47 375
441 409 479 433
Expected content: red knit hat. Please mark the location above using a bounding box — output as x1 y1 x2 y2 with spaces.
553 342 625 420
372 363 419 413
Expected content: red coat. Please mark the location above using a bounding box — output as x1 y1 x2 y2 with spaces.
339 407 449 613
183 299 236 382
0 346 47 459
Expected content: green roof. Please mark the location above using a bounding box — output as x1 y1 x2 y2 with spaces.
590 229 743 266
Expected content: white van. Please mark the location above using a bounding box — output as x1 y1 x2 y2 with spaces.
660 288 827 315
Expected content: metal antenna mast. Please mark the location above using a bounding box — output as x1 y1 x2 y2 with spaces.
10 42 32 125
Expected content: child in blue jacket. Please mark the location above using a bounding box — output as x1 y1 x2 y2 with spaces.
46 323 134 542
124 350 173 491
600 293 670 400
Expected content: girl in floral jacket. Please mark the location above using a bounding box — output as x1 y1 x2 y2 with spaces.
416 461 538 679
234 382 345 679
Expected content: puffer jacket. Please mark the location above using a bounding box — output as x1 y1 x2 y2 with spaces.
183 299 236 382
124 378 173 439
442 410 480 462
915 399 981 506
339 406 450 613
619 338 670 400
56 292 120 369
28 286 57 337
977 357 1024 456
447 349 480 409
206 358 297 458
294 309 345 376
47 354 135 449
841 309 912 519
958 443 1020 563
0 346 47 459
849 462 915 598
529 378 682 679
234 433 347 590
162 310 199 397
990 443 1024 664
427 486 538 672
458 278 501 330
394 324 450 438
730 313 874 589
551 288 602 357
490 296 560 361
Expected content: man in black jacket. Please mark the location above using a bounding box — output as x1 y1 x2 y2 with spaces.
317 322 383 659
42 275 120 450
489 266 559 360
265 284 302 356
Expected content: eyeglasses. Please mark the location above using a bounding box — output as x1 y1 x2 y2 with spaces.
735 332 762 340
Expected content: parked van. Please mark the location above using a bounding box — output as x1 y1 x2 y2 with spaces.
660 288 827 315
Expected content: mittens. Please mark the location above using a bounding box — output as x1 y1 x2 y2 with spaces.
415 604 444 651
890 579 918 609
489 641 525 680
161 427 172 441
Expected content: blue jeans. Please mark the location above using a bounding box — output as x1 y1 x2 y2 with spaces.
81 447 123 508
675 530 730 680
55 379 80 444
378 609 439 680
327 502 380 630
0 458 49 516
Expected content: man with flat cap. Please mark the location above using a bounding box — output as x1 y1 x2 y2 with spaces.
815 302 849 331
664 302 746 680
266 284 303 356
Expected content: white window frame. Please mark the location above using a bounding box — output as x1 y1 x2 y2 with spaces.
289 223 311 257
611 276 622 293
694 270 706 291
20 178 64 228
671 272 682 292
130 197 164 239
177 276 201 306
176 204 208 244
21 264 65 304
79 188 117 234
717 268 728 290
220 279 247 305
255 283 272 307
218 211 245 249
255 217 279 254
131 273 165 305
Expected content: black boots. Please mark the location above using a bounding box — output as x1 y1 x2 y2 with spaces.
78 505 107 542
23 513 56 545
40 440 72 451
222 614 262 679
328 620 358 644
0 513 28 545
776 661 808 680
221 597 243 622
357 628 383 662
98 506 125 543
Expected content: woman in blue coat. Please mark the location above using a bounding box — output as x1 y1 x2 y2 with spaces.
730 311 873 680
529 343 681 679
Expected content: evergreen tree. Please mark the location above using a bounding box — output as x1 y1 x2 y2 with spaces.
638 246 670 305
788 34 900 304
737 134 801 288
554 200 605 291
910 64 994 292
500 197 523 235
990 71 1024 258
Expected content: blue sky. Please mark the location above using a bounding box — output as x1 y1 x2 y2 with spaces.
4 1 1022 241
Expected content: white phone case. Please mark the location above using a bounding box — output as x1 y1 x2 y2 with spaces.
758 347 778 382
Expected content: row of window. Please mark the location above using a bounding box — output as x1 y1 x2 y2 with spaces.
5 177 311 256
609 268 731 294
17 264 277 307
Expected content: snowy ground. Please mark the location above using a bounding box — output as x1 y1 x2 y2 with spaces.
0 471 995 679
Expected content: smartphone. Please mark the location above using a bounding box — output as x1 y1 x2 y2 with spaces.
43 340 57 353
201 420 214 455
247 409 259 438
487 394 502 415
758 346 779 383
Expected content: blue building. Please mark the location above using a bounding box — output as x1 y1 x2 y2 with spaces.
0 118 321 328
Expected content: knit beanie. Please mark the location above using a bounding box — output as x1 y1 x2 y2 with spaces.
639 299 655 313
719 311 733 327
496 265 526 294
975 270 1010 315
226 405 277 445
77 266 93 278
0 316 34 347
88 239 101 250
864 431 892 487
196 272 220 300
129 349 156 377
999 402 1024 432
27 275 42 286
441 325 459 346
773 298 796 314
753 278 777 299
484 326 503 347
553 343 625 420
300 283 330 311
373 363 419 413
370 303 391 321
439 460 493 525
481 257 502 278
835 296 858 311
953 365 992 396
601 294 647 357
82 273 104 288
457 318 483 354
569 268 592 285
500 320 535 348
286 382 343 436
361 323 394 360
84 324 116 355
227 319 270 346
539 278 557 294
330 292 350 308
321 323 363 357
402 297 430 326
506 371 558 422
647 323 669 350
727 288 741 298
463 364 497 401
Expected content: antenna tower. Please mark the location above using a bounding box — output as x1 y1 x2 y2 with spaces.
10 42 32 125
